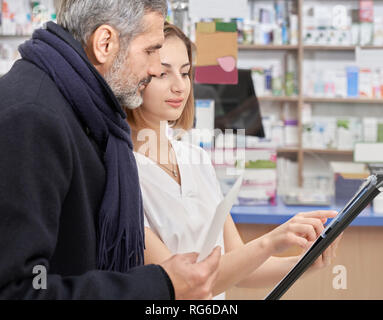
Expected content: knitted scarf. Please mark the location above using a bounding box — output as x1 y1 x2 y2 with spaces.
19 22 145 272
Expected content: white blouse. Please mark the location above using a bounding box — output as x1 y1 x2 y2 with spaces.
134 139 226 299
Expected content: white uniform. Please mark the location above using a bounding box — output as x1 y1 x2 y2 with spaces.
134 139 225 299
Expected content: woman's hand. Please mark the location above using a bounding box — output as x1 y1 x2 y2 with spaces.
261 210 338 255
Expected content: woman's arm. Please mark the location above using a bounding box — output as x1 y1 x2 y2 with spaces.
144 209 340 296
211 216 274 296
144 227 173 264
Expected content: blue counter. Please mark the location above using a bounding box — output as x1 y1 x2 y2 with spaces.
231 201 383 226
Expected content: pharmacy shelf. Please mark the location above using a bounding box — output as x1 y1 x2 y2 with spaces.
303 148 353 156
277 147 299 153
238 44 298 50
303 97 383 104
258 96 299 102
0 34 31 38
304 45 383 51
236 0 383 187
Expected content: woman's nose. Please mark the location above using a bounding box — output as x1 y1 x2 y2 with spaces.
171 75 186 93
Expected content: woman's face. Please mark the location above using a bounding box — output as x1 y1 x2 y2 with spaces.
140 35 191 126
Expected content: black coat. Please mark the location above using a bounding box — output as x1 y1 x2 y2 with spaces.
0 57 174 299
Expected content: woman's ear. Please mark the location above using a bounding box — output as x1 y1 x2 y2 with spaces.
85 24 120 72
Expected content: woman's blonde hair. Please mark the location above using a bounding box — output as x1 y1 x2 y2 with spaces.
125 22 195 131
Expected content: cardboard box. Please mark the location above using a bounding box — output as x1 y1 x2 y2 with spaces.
330 162 370 206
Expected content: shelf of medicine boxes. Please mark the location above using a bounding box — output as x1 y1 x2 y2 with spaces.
236 1 383 187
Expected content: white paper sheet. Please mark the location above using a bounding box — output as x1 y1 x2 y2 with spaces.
189 0 248 20
198 171 244 262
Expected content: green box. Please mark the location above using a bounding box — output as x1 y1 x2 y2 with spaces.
215 22 237 33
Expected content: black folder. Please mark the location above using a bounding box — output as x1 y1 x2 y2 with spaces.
265 173 383 300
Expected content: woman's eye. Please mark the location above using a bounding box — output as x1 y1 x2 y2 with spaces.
182 73 189 78
159 72 166 78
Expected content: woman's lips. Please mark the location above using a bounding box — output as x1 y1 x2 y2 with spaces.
166 99 184 108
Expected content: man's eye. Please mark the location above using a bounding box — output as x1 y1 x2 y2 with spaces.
146 50 155 55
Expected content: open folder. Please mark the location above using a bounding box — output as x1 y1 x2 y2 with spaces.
265 172 383 300
197 171 244 262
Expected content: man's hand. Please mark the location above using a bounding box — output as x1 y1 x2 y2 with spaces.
309 232 343 270
160 246 221 300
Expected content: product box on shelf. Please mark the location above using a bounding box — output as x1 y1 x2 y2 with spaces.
347 66 359 98
236 148 277 206
330 161 370 207
359 68 373 97
302 116 337 150
337 117 363 150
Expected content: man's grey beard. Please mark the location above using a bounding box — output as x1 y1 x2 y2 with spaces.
104 50 144 110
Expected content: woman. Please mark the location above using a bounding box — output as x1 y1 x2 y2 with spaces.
126 23 341 299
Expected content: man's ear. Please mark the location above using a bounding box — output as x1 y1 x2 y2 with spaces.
85 25 120 71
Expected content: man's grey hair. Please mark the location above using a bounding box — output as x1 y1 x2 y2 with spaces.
56 0 167 47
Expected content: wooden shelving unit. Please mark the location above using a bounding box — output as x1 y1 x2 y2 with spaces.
258 96 299 102
0 35 31 38
277 147 299 154
277 148 353 155
241 0 383 186
303 97 383 104
239 44 298 50
304 45 383 51
302 148 354 156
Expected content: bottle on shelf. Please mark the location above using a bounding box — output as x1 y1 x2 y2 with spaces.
272 64 283 96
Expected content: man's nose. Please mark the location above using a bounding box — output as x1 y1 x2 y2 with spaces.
148 51 162 78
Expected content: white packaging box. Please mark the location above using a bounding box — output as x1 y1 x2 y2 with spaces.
373 193 383 215
289 15 298 45
359 69 373 98
336 117 362 150
334 69 347 98
251 68 265 96
284 123 299 147
360 22 373 46
351 24 360 45
373 17 383 46
307 117 337 149
363 117 378 142
271 121 284 147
